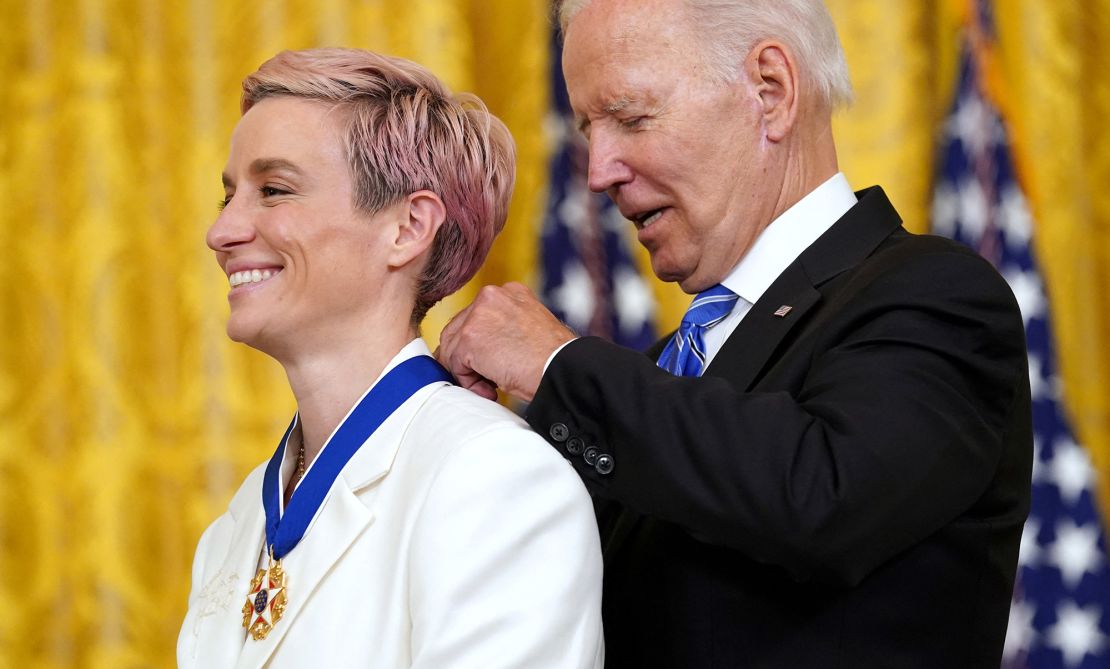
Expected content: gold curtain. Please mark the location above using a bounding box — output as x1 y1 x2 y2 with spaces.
0 1 549 667
3 1 1110 667
989 1 1110 518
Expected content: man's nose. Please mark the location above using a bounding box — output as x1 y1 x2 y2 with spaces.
206 198 255 252
586 134 634 193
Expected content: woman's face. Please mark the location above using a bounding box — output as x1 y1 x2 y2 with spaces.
207 96 396 355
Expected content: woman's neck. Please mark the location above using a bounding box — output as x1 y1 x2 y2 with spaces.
281 323 418 465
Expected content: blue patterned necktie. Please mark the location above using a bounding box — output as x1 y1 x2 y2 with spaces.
656 284 739 377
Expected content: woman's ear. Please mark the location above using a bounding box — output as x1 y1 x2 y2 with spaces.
387 190 446 269
747 40 798 143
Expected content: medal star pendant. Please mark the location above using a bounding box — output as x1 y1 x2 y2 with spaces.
242 555 288 640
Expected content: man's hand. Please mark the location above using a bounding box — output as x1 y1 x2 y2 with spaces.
437 283 576 402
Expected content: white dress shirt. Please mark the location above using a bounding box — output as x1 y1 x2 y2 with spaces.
701 172 857 367
544 173 857 373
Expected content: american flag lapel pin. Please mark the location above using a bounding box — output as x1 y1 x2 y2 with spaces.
773 305 793 318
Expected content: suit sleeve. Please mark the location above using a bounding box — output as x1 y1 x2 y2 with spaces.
407 425 604 669
526 247 1030 586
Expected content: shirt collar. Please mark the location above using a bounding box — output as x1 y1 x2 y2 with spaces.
720 172 857 305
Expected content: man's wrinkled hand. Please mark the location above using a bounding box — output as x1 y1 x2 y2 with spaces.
437 283 576 403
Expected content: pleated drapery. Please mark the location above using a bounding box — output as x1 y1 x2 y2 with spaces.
0 2 549 666
2 1 1109 666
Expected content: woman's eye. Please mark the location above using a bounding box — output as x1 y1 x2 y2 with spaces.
217 195 232 211
260 186 290 198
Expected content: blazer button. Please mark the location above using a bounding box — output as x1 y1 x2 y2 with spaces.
550 423 570 442
583 446 600 466
566 437 585 455
594 454 615 476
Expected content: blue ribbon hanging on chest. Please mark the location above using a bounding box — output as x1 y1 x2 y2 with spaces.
242 355 454 640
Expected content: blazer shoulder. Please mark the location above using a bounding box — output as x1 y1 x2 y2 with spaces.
866 229 1021 301
407 385 535 447
404 385 588 487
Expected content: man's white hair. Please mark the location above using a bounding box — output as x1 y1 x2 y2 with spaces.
557 0 853 110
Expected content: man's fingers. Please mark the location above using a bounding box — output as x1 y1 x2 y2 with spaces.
503 281 532 298
465 377 499 402
437 281 568 403
437 312 501 402
438 300 473 351
437 298 478 376
454 368 499 401
436 337 470 383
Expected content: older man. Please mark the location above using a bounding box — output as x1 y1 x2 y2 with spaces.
438 0 1031 666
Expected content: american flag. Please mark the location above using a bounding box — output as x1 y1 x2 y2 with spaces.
931 4 1110 667
539 33 656 351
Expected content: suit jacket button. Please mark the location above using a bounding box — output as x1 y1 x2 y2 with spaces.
566 437 585 455
594 454 614 476
583 446 600 466
550 423 570 442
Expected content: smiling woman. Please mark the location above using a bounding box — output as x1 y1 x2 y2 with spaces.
211 96 382 352
177 48 604 669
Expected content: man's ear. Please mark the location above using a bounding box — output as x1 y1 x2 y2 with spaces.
747 40 798 143
387 190 446 269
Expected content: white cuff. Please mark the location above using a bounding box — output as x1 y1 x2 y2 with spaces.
543 339 578 375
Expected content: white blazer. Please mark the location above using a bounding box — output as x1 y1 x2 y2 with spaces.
178 341 604 669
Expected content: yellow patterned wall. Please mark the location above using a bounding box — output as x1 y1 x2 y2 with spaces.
0 1 549 666
2 1 1109 667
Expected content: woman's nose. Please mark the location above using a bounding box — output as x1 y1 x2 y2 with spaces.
206 198 255 252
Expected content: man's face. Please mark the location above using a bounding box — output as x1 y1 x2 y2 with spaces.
563 0 779 293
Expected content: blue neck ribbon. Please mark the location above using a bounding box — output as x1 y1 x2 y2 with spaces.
261 355 454 560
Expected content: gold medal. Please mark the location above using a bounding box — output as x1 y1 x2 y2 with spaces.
242 548 288 640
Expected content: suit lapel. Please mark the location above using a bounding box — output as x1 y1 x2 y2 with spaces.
705 264 821 390
704 186 904 390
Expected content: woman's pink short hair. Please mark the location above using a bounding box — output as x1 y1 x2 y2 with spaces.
241 48 516 323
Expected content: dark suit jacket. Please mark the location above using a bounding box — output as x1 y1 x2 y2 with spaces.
526 187 1032 668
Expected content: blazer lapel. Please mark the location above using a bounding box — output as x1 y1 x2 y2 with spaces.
704 186 904 390
235 380 446 669
706 263 821 391
235 484 377 669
